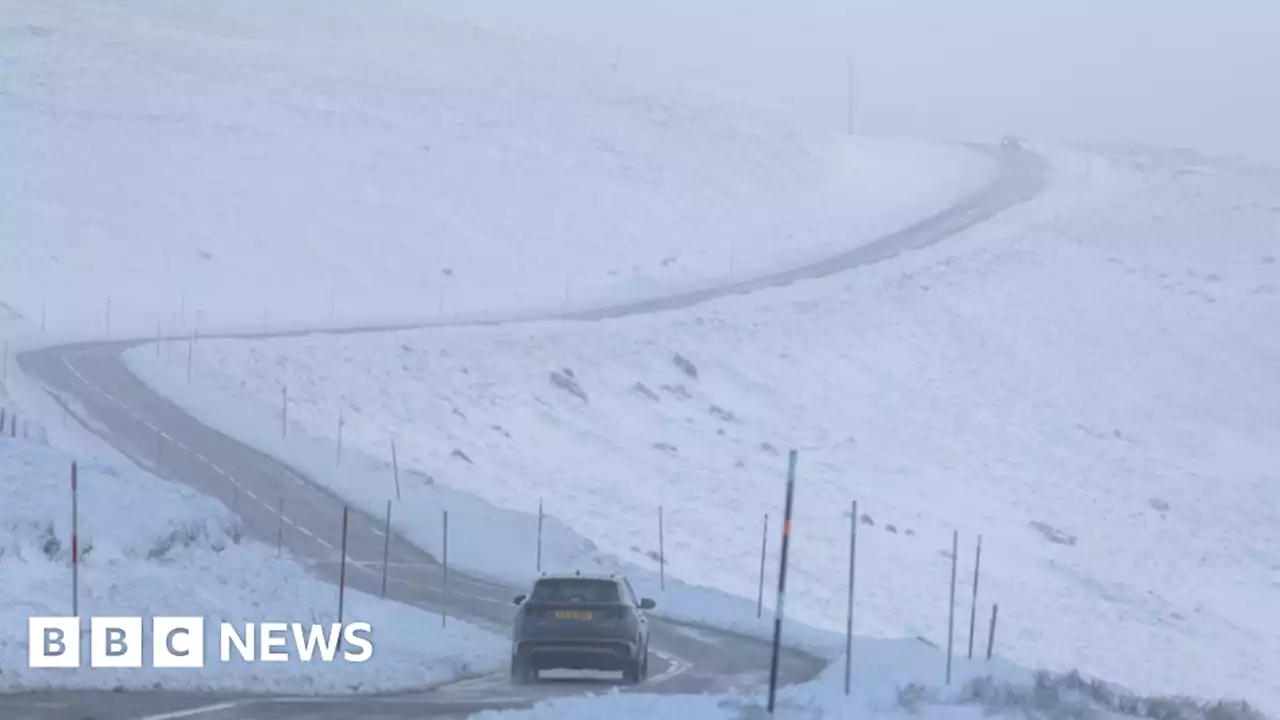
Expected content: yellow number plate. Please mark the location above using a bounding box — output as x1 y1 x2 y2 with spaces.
554 610 593 620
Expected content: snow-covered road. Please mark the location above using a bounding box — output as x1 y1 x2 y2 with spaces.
10 143 1045 718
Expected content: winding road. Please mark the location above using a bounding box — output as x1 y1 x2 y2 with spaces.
5 143 1046 720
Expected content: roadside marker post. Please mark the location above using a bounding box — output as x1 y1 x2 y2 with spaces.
658 505 665 591
71 461 79 616
338 506 349 625
391 440 401 500
844 499 858 696
536 498 544 573
986 604 999 660
380 500 392 599
281 386 288 440
767 450 798 714
336 409 344 466
946 530 958 685
756 513 768 618
276 498 284 557
442 510 450 627
967 535 983 659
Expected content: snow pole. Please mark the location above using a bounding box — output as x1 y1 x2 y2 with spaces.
71 461 79 616
658 505 665 591
380 500 392 599
967 535 983 659
844 500 858 695
946 530 958 685
536 498 543 572
767 450 798 714
441 510 450 627
338 506 349 625
756 513 768 618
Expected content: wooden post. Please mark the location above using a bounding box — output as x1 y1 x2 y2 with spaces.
986 604 999 660
946 530 958 685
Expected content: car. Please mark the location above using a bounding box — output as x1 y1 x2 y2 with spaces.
1000 134 1022 150
509 571 656 684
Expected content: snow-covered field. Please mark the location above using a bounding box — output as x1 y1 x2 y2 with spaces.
0 438 507 693
126 146 1280 713
0 0 988 340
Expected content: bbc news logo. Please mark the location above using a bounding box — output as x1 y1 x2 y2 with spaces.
28 617 373 668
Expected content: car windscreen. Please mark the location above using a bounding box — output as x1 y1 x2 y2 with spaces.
531 578 619 603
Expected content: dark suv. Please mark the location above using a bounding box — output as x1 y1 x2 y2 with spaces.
510 572 656 684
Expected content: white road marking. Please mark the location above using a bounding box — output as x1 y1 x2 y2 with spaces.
283 515 296 526
317 538 334 549
298 526 314 537
209 463 227 476
244 489 258 501
648 649 691 684
131 700 244 720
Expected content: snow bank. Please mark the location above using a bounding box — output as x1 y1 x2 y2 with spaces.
126 145 1280 712
471 663 1272 720
0 439 506 693
0 0 989 339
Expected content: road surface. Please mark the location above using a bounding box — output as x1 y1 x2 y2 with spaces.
8 143 1047 719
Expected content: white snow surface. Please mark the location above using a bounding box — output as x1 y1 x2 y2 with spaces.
0 438 507 693
471 636 1037 720
0 0 989 339
125 146 1280 712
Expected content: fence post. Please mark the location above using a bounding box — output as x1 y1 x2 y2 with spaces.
536 498 544 572
276 498 284 557
41 301 47 333
441 509 450 626
155 430 163 475
658 505 665 591
767 450 798 714
756 513 768 618
336 409 344 465
391 440 401 500
380 500 392 599
281 386 288 439
156 320 162 357
338 506 349 624
2 338 8 380
71 462 79 616
844 499 858 695
0 408 6 433
967 535 983 659
946 530 958 685
186 337 193 384
986 604 999 660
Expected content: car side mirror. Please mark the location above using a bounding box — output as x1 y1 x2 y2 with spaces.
513 594 527 605
639 598 656 610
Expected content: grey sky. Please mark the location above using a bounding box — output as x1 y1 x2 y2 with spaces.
417 1 1280 166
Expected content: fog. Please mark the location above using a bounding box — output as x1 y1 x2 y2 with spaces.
417 0 1280 166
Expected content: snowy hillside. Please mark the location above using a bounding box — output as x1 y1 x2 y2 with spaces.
125 146 1280 712
0 0 988 338
0 438 506 692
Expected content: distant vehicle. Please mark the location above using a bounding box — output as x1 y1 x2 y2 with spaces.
509 572 655 684
1001 135 1022 150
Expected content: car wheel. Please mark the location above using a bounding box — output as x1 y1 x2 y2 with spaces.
622 659 642 683
511 656 535 685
